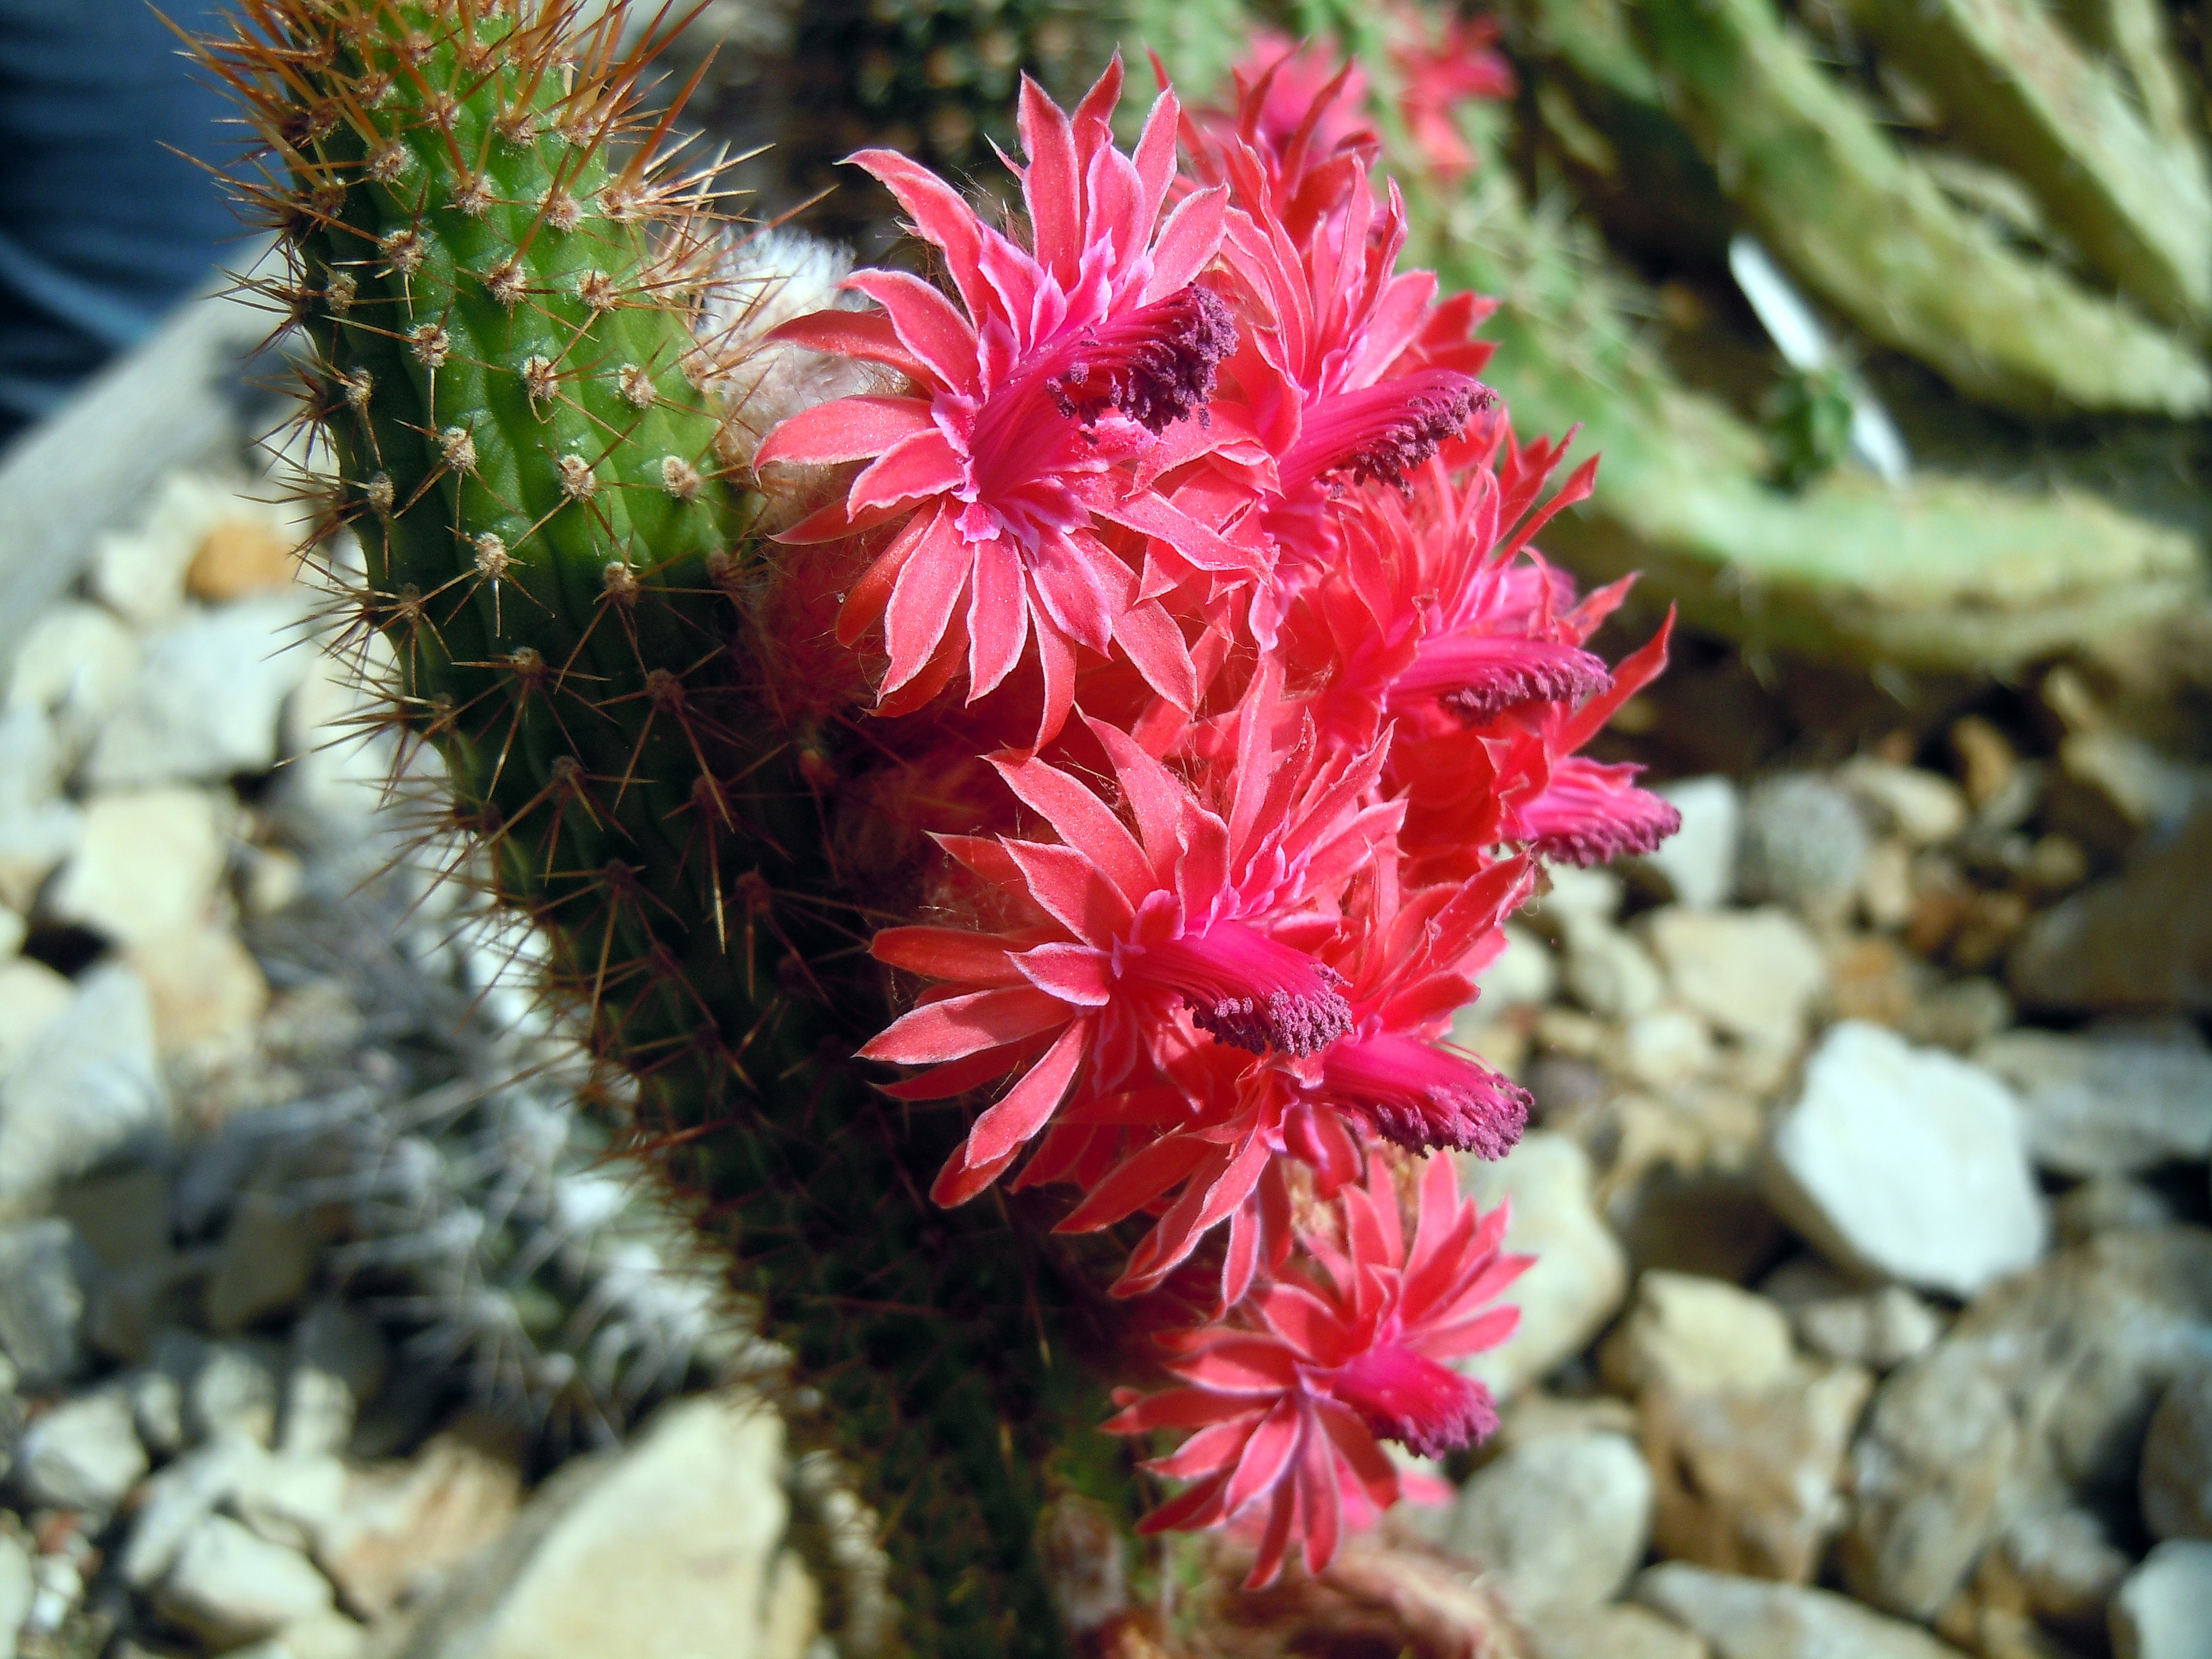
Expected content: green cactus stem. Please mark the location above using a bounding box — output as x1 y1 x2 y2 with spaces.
204 5 1145 1653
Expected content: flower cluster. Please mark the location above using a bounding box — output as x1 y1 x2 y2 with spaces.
757 42 1676 1588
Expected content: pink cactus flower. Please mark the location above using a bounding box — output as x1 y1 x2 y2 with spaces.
1393 12 1518 183
1105 1151 1529 1587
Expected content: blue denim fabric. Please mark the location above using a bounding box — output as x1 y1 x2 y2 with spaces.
0 0 236 448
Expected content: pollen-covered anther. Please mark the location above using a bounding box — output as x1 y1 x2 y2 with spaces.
557 454 597 501
1048 284 1239 434
520 354 557 406
576 269 618 312
1129 924 1355 1058
484 260 527 308
473 533 510 581
409 322 451 369
368 141 412 184
660 456 701 501
601 560 639 605
616 364 656 408
439 426 478 475
378 228 423 276
540 188 582 232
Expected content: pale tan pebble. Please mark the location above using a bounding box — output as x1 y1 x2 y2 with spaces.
126 924 270 1056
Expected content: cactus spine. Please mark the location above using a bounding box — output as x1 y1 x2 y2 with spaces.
207 5 1124 1653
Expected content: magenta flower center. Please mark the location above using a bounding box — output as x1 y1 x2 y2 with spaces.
1322 1033 1530 1158
1123 921 1353 1057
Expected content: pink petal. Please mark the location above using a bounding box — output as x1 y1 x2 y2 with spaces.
1011 942 1114 1007
1112 599 1198 713
842 269 981 396
880 526 973 698
766 309 930 379
932 1018 1089 1204
754 395 935 469
869 926 1024 986
1016 75 1081 284
965 537 1028 700
1004 840 1137 947
992 757 1154 910
858 985 1069 1064
1141 187 1228 303
849 428 966 516
845 150 988 318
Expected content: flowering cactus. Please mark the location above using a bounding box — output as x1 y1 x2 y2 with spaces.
204 2 1672 1650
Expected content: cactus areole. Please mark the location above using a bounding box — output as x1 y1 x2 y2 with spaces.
205 4 1675 1652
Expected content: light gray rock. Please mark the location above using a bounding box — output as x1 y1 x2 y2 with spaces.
0 959 72 1080
1761 1022 2047 1299
2011 808 2212 1015
227 1610 368 1659
1843 1227 2212 1620
282 1302 388 1459
45 786 231 946
0 1220 93 1388
1563 918 1666 1022
186 1337 287 1449
232 1451 349 1554
0 962 167 1205
317 1417 526 1619
1526 1604 1710 1659
2145 1364 2212 1541
1974 1026 2212 1176
153 1514 334 1648
1999 1506 2130 1624
1644 777 1740 910
1634 1563 1969 1658
1446 1431 1653 1616
1644 907 1828 1050
1600 1272 1797 1398
86 597 309 788
11 1387 147 1512
2111 1540 2212 1659
1620 1008 1717 1091
0 806 80 919
0 1531 29 1659
1736 774 1873 923
4 602 140 758
1791 1286 1944 1372
1469 922 1557 1013
1458 1135 1629 1401
377 1395 794 1659
0 704 78 915
1837 760 1969 848
121 1432 266 1587
207 1193 319 1334
132 1364 187 1456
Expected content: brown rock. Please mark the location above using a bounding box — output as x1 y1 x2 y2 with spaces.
187 518 297 602
318 1416 524 1619
127 924 269 1054
2010 809 2212 1014
1642 1363 1873 1583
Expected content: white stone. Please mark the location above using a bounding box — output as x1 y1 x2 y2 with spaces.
0 706 79 913
46 786 231 945
88 472 275 631
1621 1008 1717 1091
393 1394 794 1659
5 602 140 757
231 1451 349 1553
1471 923 1557 1013
121 1432 267 1587
1790 1285 1943 1372
1838 760 1969 847
153 1514 334 1648
0 805 80 918
1974 1026 2212 1177
1735 774 1873 923
1447 1431 1653 1616
87 597 310 788
2111 1540 2212 1659
0 906 23 960
0 706 61 816
0 1219 93 1388
2145 1365 2212 1542
282 1301 388 1458
1563 919 1666 1022
1524 1604 1710 1659
1761 1022 2047 1298
1635 1563 1968 1658
1458 1135 1628 1400
1600 1272 1797 1398
1646 776 1740 909
317 1420 526 1618
184 1337 287 1448
129 923 270 1055
0 959 71 1080
0 963 168 1204
226 1611 368 1659
13 1387 148 1512
0 1532 30 1659
1644 907 1828 1049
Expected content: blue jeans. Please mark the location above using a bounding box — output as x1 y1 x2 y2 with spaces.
0 0 236 450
